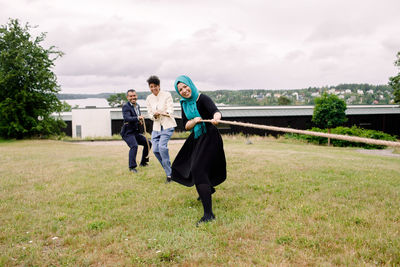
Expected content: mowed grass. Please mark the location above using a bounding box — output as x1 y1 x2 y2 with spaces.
0 136 399 266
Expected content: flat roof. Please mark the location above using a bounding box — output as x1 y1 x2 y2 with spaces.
218 105 400 117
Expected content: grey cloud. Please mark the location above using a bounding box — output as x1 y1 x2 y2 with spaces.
55 47 158 77
48 18 153 51
50 19 161 77
57 74 138 93
381 38 400 54
306 19 375 43
2 0 400 93
284 50 306 61
154 28 269 88
309 44 351 61
318 61 339 72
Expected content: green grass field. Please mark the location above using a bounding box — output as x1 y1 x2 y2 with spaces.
1 136 399 266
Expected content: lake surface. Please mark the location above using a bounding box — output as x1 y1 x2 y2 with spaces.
64 98 146 108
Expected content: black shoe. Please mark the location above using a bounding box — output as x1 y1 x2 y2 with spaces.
197 187 216 201
139 162 148 167
196 214 215 227
129 168 138 173
165 176 172 184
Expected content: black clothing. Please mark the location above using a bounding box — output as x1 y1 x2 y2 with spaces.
196 183 213 216
123 133 150 169
171 94 226 187
196 213 215 226
121 102 150 169
121 102 141 136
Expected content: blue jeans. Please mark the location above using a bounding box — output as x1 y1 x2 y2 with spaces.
151 127 174 177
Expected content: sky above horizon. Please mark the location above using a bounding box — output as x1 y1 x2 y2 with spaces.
1 0 400 94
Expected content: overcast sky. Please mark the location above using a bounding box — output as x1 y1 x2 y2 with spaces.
1 0 400 94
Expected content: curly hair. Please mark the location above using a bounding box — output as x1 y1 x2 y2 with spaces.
146 75 160 86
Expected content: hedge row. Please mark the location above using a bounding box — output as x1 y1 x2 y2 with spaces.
285 126 398 149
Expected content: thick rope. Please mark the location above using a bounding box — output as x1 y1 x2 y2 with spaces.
200 119 400 148
141 118 151 159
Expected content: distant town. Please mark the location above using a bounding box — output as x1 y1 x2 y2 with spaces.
58 83 395 107
194 84 395 106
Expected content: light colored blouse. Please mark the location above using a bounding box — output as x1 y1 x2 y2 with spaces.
146 90 177 131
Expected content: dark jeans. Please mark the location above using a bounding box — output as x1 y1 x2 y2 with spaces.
122 132 151 169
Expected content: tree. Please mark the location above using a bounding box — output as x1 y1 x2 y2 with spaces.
389 51 400 104
61 101 72 112
312 92 347 145
0 19 65 139
277 95 291 105
107 93 126 107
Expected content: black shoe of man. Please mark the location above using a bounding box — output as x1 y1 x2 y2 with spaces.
129 168 138 173
165 176 172 184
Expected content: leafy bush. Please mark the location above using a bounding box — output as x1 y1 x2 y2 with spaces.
285 126 398 149
312 92 347 129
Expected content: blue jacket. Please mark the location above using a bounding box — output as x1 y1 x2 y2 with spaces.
121 102 141 136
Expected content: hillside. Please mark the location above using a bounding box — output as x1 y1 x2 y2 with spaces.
58 83 395 106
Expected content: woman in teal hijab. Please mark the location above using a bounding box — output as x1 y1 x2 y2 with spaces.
174 75 207 139
172 75 227 226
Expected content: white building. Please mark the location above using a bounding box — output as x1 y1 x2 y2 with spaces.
72 108 113 138
55 105 400 138
311 92 320 97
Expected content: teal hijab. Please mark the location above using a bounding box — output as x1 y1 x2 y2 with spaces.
174 75 206 139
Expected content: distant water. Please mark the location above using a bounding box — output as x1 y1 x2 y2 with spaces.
64 98 146 108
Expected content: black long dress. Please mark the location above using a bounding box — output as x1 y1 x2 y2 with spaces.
171 94 227 187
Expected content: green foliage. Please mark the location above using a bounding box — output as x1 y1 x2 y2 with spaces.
0 18 65 139
59 92 150 101
286 126 397 149
61 101 72 112
389 51 400 104
312 92 347 129
107 93 126 107
87 221 107 231
278 95 291 105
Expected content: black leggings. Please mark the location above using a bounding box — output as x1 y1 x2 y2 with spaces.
195 183 213 216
